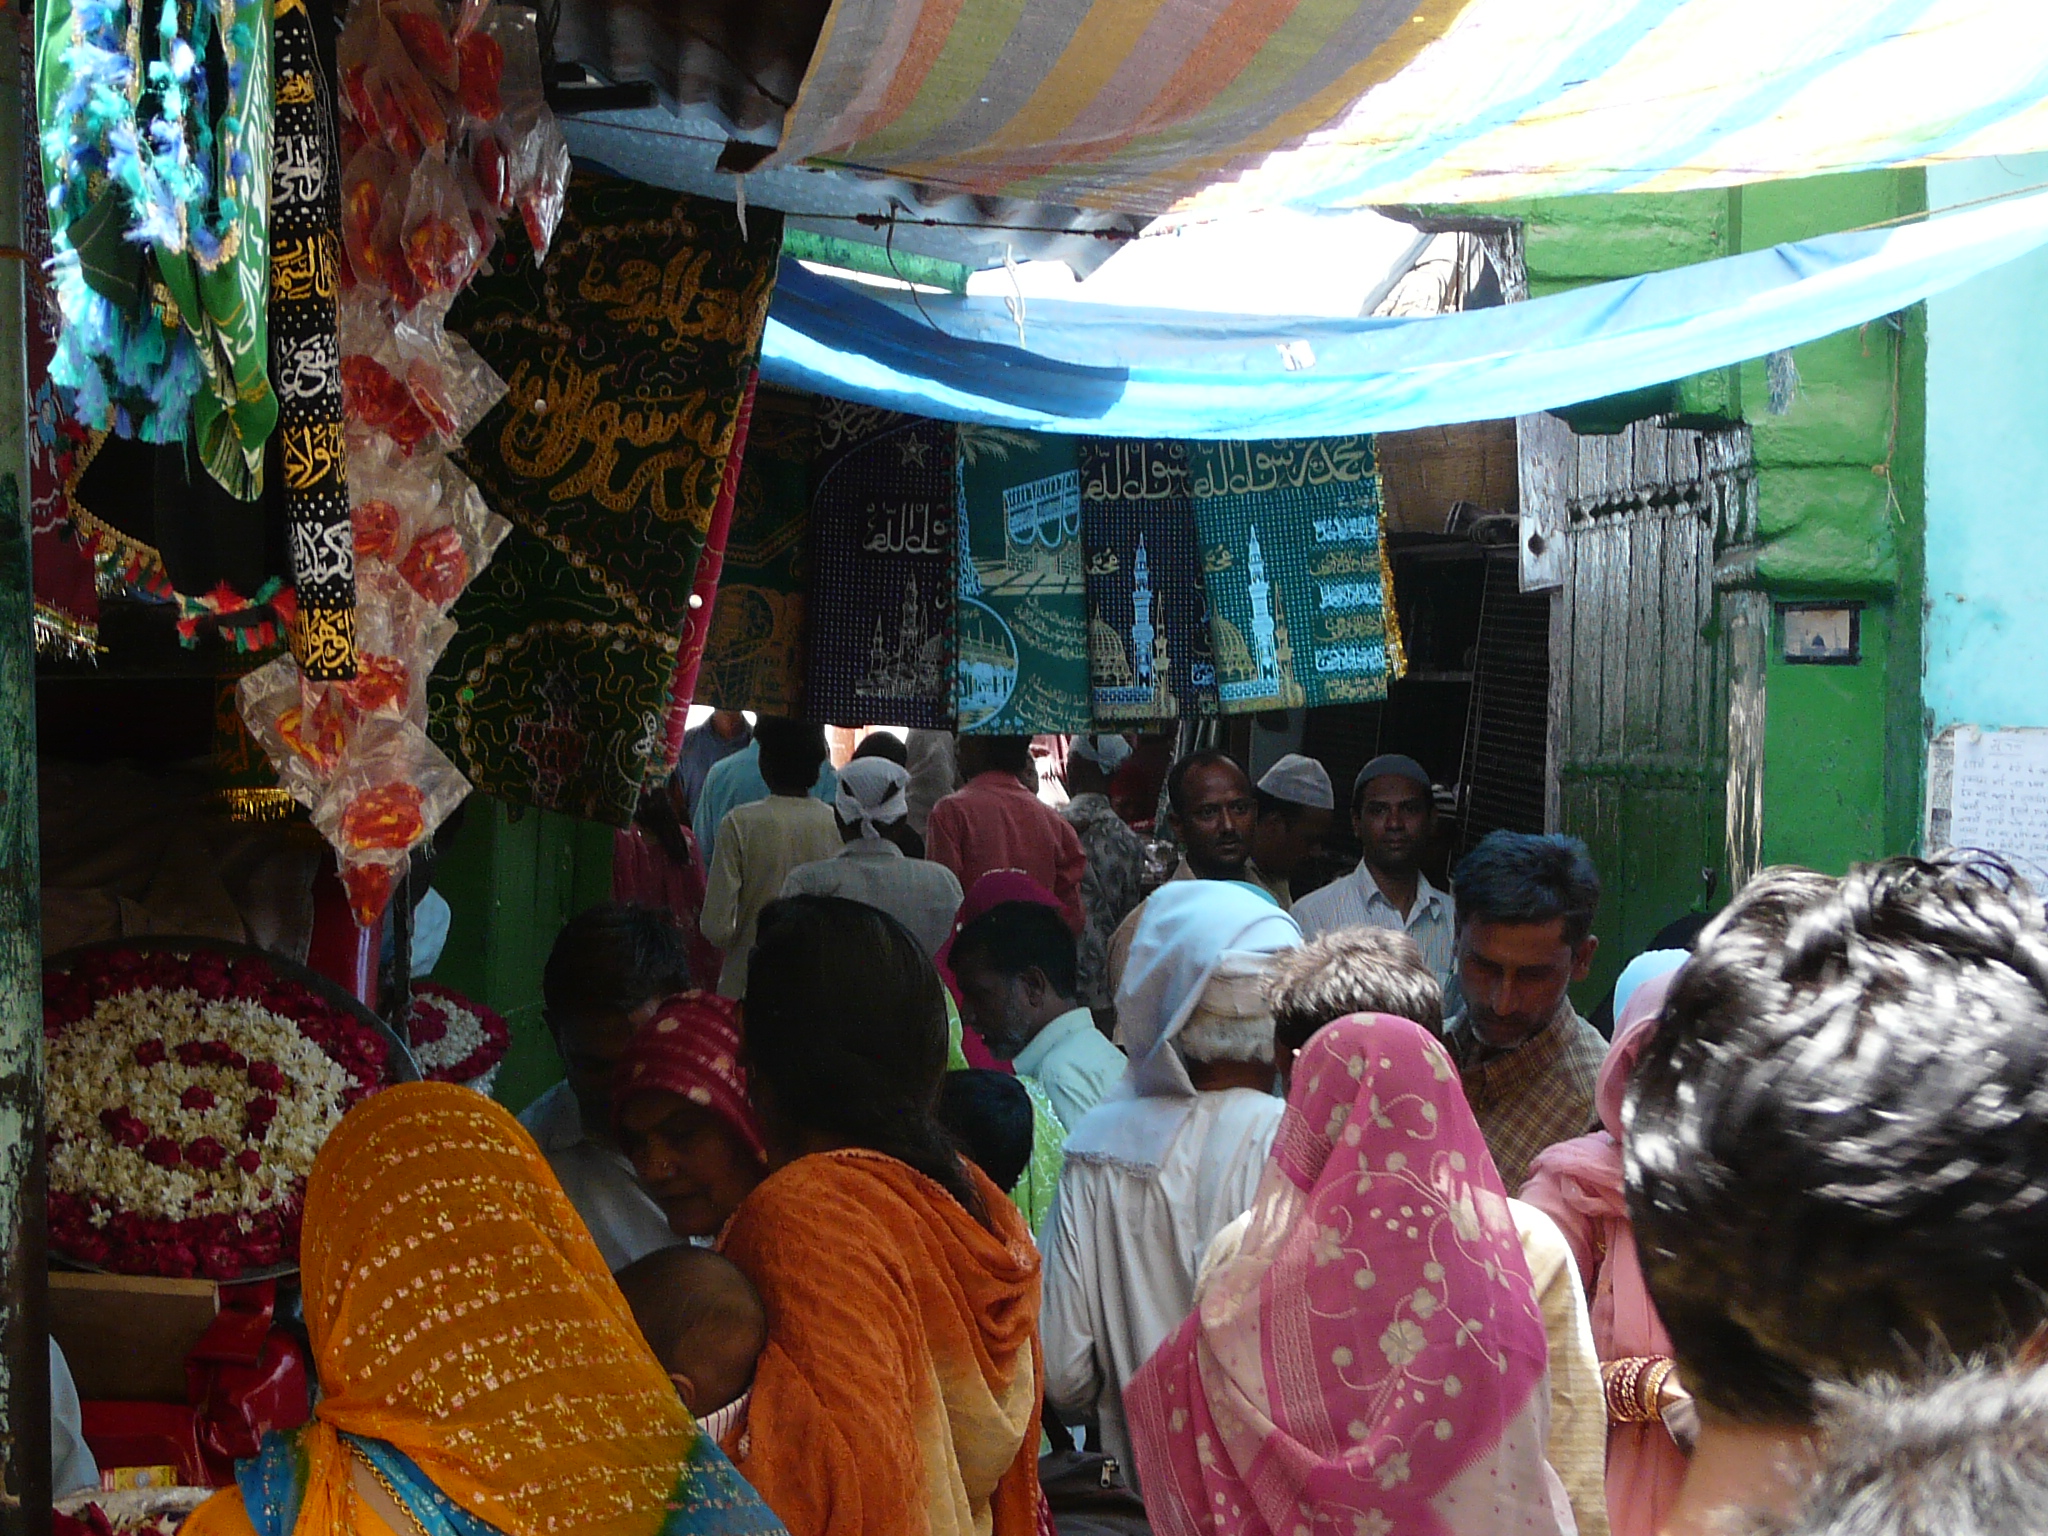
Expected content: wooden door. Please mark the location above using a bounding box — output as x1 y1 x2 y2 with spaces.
1521 415 1760 1006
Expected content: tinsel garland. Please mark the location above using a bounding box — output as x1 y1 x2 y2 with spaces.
38 0 202 440
37 0 276 489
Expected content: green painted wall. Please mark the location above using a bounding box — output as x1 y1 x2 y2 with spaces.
1736 174 1926 872
430 797 614 1114
1491 172 1926 995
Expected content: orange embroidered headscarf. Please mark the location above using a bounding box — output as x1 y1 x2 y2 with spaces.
294 1082 699 1536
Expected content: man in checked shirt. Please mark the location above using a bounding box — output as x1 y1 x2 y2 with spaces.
1443 830 1608 1191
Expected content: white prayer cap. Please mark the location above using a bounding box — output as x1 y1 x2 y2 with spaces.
1069 732 1135 776
835 758 911 839
1257 753 1335 811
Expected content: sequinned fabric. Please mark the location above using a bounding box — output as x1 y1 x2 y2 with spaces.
804 404 956 729
179 1081 786 1536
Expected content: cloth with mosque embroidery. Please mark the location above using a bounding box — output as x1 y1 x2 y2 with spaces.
1078 439 1216 723
804 404 956 729
955 429 1091 736
432 176 780 823
1188 437 1402 714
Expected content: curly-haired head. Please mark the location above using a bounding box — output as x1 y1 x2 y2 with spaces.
1627 853 2048 1425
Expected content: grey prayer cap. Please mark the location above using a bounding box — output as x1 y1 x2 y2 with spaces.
1352 754 1433 800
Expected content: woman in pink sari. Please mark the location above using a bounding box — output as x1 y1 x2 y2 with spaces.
1520 963 1691 1536
1125 1012 1571 1536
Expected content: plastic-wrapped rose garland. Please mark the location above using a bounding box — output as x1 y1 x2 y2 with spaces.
242 0 554 931
405 980 511 1092
42 947 396 1279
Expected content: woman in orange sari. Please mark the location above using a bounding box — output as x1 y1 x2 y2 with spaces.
719 894 1043 1536
182 1081 785 1536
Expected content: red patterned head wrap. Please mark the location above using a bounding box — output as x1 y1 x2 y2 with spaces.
612 992 768 1163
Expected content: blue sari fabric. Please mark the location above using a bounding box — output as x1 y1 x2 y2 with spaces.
237 1429 787 1536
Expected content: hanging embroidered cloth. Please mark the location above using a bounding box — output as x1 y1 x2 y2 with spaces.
268 0 354 678
1079 439 1217 722
36 0 277 492
695 386 813 717
433 175 780 825
656 376 757 784
804 403 956 729
1188 436 1405 713
956 428 1091 735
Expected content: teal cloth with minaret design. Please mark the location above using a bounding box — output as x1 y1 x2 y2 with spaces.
1187 437 1399 714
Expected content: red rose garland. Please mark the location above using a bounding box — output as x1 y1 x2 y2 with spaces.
44 948 396 1279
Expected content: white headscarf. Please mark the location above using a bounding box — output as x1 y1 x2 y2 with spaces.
1070 732 1135 777
1067 881 1302 1169
835 758 911 839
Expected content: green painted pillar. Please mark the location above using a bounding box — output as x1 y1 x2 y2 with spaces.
430 798 615 1115
0 16 51 1528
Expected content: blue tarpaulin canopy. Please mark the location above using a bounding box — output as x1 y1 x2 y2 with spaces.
760 185 2048 436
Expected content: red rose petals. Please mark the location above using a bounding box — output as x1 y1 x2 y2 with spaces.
100 1108 149 1148
180 1085 217 1113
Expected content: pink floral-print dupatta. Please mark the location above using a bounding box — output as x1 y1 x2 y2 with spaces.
1126 1015 1569 1536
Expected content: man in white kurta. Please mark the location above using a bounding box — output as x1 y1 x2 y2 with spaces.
1040 881 1301 1488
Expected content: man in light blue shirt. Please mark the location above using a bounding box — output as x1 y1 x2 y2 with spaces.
952 899 1126 1133
1291 753 1456 990
691 729 838 862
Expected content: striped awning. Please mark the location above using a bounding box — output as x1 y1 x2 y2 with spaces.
764 0 2048 214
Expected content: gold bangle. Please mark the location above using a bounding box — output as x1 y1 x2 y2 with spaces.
1640 1357 1678 1419
1603 1356 1665 1425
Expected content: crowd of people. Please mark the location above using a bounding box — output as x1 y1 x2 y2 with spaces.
184 717 2048 1536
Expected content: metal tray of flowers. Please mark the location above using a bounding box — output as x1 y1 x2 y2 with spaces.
43 937 421 1282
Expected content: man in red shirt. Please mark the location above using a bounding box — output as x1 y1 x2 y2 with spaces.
927 735 1088 933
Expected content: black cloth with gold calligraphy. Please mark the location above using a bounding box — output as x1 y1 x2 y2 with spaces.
433 175 780 824
269 0 354 678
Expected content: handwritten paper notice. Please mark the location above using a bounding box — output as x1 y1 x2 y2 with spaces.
1946 727 2048 868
